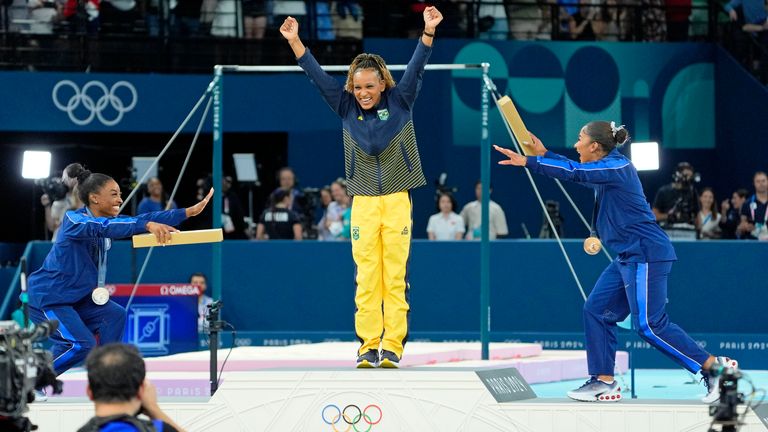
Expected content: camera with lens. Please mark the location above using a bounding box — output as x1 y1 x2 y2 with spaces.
706 363 744 432
666 163 700 226
34 176 68 203
0 320 62 432
296 187 321 239
434 173 458 201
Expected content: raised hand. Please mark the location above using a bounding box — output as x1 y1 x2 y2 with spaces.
186 187 214 218
280 16 299 41
423 6 443 30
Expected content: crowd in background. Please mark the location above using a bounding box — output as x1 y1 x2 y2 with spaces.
39 162 768 242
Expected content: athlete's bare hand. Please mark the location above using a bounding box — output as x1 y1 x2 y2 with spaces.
146 222 177 245
186 188 214 218
494 145 528 167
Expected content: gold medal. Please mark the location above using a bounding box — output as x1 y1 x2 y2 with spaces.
583 236 602 255
92 287 110 305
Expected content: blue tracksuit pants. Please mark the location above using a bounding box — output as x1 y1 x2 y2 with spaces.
584 260 710 375
29 297 126 375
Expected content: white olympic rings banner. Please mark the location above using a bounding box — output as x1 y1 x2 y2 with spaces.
52 80 138 126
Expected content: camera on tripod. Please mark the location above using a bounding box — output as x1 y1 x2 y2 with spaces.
34 176 68 203
0 320 62 432
707 362 744 432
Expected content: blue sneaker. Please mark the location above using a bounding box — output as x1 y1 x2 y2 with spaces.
379 350 400 369
567 377 621 402
701 356 739 404
356 349 379 368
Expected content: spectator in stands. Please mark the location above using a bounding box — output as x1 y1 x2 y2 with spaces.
318 179 351 241
332 0 363 39
641 0 667 41
478 0 508 39
276 166 304 214
137 177 177 214
505 0 546 40
652 162 699 234
173 0 204 37
256 188 303 240
222 175 248 239
427 192 464 240
60 0 99 34
26 0 59 34
695 187 721 239
242 0 268 39
568 0 605 40
190 273 213 332
99 0 140 34
738 171 768 240
460 181 509 240
77 343 186 432
724 0 768 28
41 163 81 241
665 0 692 41
718 188 748 239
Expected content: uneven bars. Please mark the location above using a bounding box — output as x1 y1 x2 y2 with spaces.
216 63 486 73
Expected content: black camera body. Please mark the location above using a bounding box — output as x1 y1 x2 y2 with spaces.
35 176 68 202
707 363 744 432
0 320 62 432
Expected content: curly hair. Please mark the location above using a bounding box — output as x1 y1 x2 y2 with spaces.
345 53 396 93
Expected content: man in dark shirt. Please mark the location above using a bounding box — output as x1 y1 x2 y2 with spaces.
738 171 768 240
652 162 699 234
77 344 185 432
256 188 302 240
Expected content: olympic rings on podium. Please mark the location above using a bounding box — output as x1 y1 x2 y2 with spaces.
321 404 383 431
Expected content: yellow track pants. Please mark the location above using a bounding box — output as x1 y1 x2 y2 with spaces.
351 191 412 358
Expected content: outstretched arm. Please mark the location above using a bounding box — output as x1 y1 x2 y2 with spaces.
280 16 305 59
398 7 443 107
281 16 347 115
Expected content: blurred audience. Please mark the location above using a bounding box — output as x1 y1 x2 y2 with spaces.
256 188 303 240
695 187 721 239
719 188 748 239
738 171 768 240
460 181 509 240
427 192 465 240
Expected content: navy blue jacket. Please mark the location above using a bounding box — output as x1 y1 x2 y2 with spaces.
297 41 430 196
526 149 676 263
28 207 187 308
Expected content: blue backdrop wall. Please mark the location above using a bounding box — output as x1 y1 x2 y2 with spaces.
7 240 767 368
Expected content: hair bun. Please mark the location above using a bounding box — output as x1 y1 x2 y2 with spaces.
76 168 92 185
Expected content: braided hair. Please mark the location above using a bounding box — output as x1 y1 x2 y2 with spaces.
345 53 396 93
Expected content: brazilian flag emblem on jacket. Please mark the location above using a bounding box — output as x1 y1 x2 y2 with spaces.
377 109 389 121
352 226 360 240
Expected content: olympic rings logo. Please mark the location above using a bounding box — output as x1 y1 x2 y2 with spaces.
321 404 382 432
52 80 138 126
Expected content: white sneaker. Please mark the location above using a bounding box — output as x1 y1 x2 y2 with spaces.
34 389 47 402
701 356 739 404
567 377 622 402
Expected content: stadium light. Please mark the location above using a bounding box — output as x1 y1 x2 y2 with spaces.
630 142 659 171
21 151 51 179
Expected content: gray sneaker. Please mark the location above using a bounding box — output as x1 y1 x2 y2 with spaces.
379 350 400 369
567 377 622 402
34 388 47 402
356 349 379 368
701 356 739 404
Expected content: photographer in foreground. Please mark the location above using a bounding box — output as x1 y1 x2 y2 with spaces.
652 162 700 238
39 163 82 241
77 344 185 432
